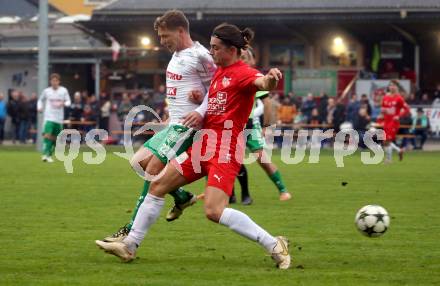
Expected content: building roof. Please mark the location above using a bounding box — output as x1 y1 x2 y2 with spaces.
0 0 63 19
0 22 106 49
86 0 440 47
97 0 440 14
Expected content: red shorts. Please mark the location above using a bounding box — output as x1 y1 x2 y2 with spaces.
383 121 399 141
171 145 241 197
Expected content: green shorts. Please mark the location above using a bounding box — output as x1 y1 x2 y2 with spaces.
43 121 63 138
246 120 265 152
144 124 194 164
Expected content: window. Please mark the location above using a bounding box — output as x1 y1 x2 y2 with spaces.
269 44 305 67
320 39 357 67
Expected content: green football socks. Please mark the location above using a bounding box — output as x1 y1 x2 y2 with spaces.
269 170 287 193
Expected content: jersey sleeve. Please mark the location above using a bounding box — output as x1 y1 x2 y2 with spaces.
196 49 216 93
238 67 264 96
256 91 269 100
37 89 47 110
64 88 71 107
398 96 410 117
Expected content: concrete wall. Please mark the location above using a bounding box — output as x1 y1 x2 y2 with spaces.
0 62 38 99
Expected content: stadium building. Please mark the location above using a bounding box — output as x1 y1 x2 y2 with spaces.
85 0 440 97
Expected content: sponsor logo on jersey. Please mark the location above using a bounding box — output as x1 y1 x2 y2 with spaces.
207 92 227 115
166 71 182 80
167 87 177 97
222 76 231 88
216 92 227 104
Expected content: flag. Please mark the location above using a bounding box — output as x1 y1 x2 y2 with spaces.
371 44 380 72
106 33 121 62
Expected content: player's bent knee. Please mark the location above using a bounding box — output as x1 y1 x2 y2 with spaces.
148 180 166 197
204 206 222 223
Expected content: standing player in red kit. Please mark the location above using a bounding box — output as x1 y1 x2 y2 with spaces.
96 23 291 269
381 80 410 163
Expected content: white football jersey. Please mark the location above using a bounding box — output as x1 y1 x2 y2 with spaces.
37 86 71 124
165 42 216 124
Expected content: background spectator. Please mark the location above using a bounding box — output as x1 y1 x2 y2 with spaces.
410 108 429 149
371 96 382 121
277 97 296 124
7 90 20 144
69 92 83 121
407 92 419 105
118 93 133 124
327 98 345 132
398 112 413 149
99 92 111 132
264 92 280 126
331 98 346 132
0 93 6 144
318 93 328 123
354 107 371 148
346 94 360 124
152 84 166 110
308 108 321 125
433 83 440 101
82 104 98 133
294 110 305 125
28 93 38 143
301 93 316 122
360 94 372 115
17 94 30 144
419 93 431 105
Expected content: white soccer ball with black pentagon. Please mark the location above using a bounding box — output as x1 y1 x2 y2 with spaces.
355 205 390 237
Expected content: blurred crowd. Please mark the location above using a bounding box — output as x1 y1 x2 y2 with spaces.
267 89 432 150
0 84 169 145
0 83 436 149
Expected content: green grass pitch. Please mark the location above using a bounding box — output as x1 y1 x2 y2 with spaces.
0 146 439 285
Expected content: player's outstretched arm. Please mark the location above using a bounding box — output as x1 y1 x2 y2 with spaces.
253 68 282 91
37 90 46 113
64 89 72 107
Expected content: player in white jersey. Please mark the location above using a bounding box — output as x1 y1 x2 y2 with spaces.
98 10 216 243
37 73 71 163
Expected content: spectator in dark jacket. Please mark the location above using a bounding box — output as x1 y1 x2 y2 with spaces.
17 95 30 143
301 93 316 122
327 97 346 132
410 108 429 150
354 107 371 148
82 104 98 133
69 92 83 121
318 93 328 123
308 108 321 125
7 90 20 143
360 94 372 115
28 93 38 143
0 93 6 144
345 94 360 124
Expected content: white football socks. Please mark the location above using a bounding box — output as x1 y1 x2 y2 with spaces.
390 142 401 153
384 145 392 161
219 208 277 252
124 193 164 250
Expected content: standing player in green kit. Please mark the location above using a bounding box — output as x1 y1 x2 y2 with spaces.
241 48 291 201
37 73 71 163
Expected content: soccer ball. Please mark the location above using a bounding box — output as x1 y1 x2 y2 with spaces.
355 205 390 237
